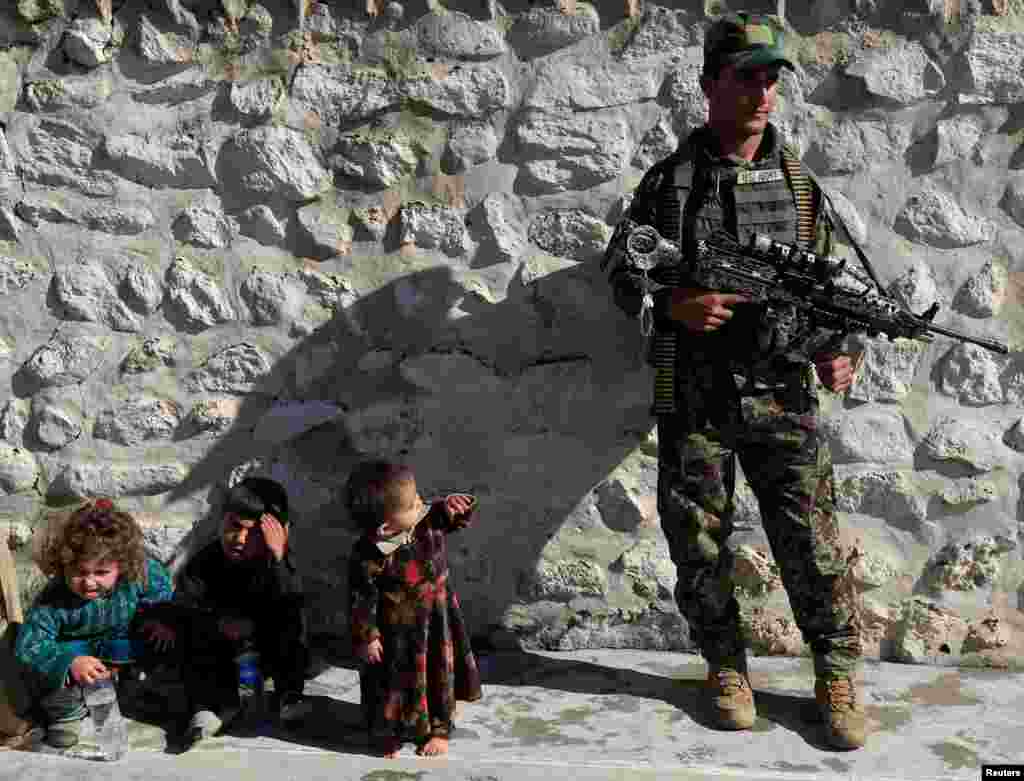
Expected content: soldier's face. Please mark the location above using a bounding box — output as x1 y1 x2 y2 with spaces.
704 63 781 139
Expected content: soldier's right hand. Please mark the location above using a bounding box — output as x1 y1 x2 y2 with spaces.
668 288 749 332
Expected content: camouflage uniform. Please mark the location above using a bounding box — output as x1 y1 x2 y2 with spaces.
606 122 862 680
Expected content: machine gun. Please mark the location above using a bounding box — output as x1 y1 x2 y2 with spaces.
621 221 1009 357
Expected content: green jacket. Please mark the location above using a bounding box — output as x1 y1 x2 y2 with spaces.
15 557 173 693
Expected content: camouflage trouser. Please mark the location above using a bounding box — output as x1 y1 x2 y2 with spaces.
657 362 862 679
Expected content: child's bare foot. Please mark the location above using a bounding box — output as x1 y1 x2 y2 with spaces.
375 737 402 758
417 736 449 756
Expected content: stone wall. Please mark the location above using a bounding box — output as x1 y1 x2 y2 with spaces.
1 0 1023 666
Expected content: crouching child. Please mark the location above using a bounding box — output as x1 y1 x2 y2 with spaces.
174 477 311 746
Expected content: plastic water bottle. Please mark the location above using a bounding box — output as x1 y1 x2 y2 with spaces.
83 677 128 761
235 647 265 718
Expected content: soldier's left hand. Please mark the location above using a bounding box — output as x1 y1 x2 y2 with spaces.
260 513 288 561
814 353 855 394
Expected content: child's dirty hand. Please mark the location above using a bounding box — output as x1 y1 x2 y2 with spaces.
70 655 109 685
219 617 255 641
358 638 383 664
260 513 288 561
142 620 176 652
444 494 475 520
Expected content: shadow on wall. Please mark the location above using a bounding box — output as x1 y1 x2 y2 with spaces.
153 252 655 641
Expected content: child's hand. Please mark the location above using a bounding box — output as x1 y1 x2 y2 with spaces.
260 513 288 562
142 620 176 652
358 638 383 664
70 656 109 685
444 494 475 520
219 617 255 641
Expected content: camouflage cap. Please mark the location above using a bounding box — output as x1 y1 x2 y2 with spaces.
703 13 795 75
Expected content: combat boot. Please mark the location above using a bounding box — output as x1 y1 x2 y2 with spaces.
705 654 756 730
814 675 866 750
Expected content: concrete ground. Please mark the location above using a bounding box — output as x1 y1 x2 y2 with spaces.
3 649 1024 781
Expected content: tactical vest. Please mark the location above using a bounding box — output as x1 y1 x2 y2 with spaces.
650 143 818 414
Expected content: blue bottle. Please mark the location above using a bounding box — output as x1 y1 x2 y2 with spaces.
234 646 264 717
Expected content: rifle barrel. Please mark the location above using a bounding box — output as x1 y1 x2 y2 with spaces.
925 323 1009 355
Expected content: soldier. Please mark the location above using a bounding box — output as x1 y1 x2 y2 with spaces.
603 13 866 750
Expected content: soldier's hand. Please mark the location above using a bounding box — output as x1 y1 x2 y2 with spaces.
668 287 749 332
813 353 855 394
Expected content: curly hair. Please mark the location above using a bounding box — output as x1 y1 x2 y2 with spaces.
344 460 416 532
35 498 147 586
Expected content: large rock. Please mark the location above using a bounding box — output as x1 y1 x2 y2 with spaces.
240 267 352 332
80 204 155 236
615 6 702 60
52 257 156 333
835 467 927 526
173 192 233 249
960 30 1024 103
238 204 286 246
414 10 506 59
93 394 182 446
403 63 511 117
888 259 943 313
17 118 116 197
102 131 216 190
0 443 38 494
443 120 498 173
31 395 83 451
290 64 399 126
18 330 110 391
222 77 284 123
844 39 944 104
469 192 527 265
938 343 1007 405
164 257 235 332
297 201 354 259
527 209 611 262
186 342 273 395
120 336 176 375
894 185 995 249
515 110 632 195
953 259 1008 318
399 204 468 257
219 126 331 202
524 556 609 601
921 416 1003 473
891 598 969 663
609 537 675 602
524 52 667 113
0 256 43 294
919 535 1017 593
847 339 927 404
0 399 30 446
331 131 418 187
136 14 196 67
962 615 1009 652
48 462 188 499
935 112 990 167
181 398 242 437
507 5 600 58
822 406 914 464
63 16 115 68
809 116 913 174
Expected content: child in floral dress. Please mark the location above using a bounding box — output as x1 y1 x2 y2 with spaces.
346 460 482 758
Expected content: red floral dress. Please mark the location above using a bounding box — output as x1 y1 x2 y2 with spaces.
348 499 482 741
